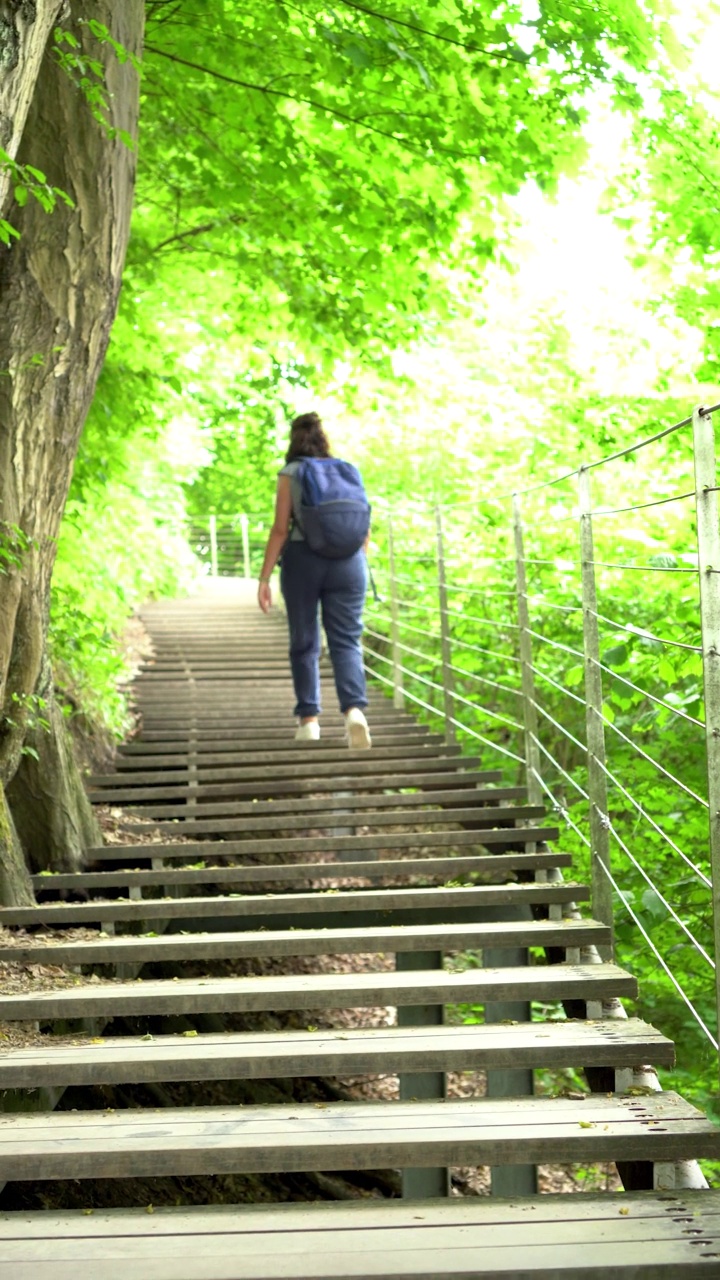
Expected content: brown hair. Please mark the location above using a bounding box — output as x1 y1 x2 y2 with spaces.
285 411 331 462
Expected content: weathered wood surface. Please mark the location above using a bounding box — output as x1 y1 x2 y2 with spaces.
0 1094 716 1182
0 1019 674 1089
87 755 483 788
110 798 538 829
87 767 502 804
0 880 590 926
2 1194 719 1280
7 916 601 967
0 962 637 1021
113 742 455 770
121 784 526 820
30 850 574 891
83 826 561 863
118 726 432 752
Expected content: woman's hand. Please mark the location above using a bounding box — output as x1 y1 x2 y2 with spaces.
258 581 272 613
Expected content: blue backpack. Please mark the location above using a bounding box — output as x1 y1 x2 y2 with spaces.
295 457 371 558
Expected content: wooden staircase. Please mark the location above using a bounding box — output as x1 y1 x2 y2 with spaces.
1 583 719 1278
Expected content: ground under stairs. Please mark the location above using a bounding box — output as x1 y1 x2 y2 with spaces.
0 582 719 1278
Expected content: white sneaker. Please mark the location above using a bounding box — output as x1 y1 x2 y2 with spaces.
345 707 371 749
295 721 320 742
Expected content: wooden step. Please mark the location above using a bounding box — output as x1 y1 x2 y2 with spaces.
0 962 637 1021
114 741 451 770
120 803 545 838
0 1093 715 1183
4 1193 720 1280
0 881 590 927
117 731 436 758
0 1018 673 1089
84 826 561 864
88 768 503 804
121 785 526 822
33 850 572 891
131 723 428 743
0 915 604 968
88 754 478 789
119 724 431 748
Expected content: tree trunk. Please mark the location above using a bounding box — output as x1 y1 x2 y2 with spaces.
0 782 34 906
0 2 66 199
0 0 144 899
7 652 102 872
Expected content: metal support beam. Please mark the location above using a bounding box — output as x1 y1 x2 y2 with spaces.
397 949 449 1198
578 467 613 961
692 404 720 1072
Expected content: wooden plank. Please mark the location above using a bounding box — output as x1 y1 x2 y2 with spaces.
125 803 546 837
130 724 429 743
87 755 480 788
117 735 437 761
0 962 637 1020
0 915 604 968
112 743 465 771
0 1018 675 1089
87 768 501 804
85 826 561 863
90 742 466 778
118 727 431 752
2 1233 714 1280
31 850 573 891
0 1093 716 1182
0 881 590 926
4 1189 718 1236
121 785 526 822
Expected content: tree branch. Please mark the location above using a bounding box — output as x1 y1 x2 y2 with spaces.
151 213 248 253
143 43 475 161
331 0 528 65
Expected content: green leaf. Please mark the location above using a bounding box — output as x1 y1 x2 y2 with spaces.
602 644 627 667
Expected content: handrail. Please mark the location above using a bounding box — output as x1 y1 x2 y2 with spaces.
186 398 720 1085
357 399 720 1085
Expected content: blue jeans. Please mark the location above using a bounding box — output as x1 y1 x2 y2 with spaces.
280 541 368 718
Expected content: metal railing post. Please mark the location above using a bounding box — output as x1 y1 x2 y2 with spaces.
578 466 613 959
692 404 720 1069
435 505 455 743
512 494 542 809
387 513 404 710
208 514 218 578
240 513 251 579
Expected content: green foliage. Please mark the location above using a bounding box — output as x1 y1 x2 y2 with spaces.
53 22 140 145
0 522 31 575
0 147 75 245
1 693 51 761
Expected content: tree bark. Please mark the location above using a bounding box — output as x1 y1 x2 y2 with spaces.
7 652 101 872
0 2 67 194
0 0 144 898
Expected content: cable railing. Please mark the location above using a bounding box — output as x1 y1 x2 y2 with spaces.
186 401 720 1100
186 514 269 578
362 402 720 1090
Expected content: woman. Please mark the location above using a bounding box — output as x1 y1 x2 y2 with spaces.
257 411 372 748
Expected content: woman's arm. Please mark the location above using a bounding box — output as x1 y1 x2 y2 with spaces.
257 476 293 613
